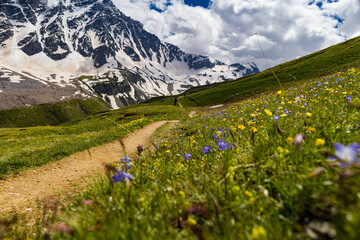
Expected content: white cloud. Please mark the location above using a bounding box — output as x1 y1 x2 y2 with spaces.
113 0 360 70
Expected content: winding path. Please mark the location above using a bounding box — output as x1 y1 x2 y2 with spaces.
0 121 178 214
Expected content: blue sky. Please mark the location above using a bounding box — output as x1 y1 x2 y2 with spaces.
116 0 360 70
183 0 212 8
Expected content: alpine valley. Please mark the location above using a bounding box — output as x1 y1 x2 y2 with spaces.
0 0 259 110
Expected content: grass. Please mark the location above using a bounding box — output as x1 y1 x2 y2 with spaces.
0 104 188 178
146 36 360 108
0 98 109 128
7 68 357 239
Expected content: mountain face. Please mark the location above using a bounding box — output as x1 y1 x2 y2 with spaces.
0 0 259 110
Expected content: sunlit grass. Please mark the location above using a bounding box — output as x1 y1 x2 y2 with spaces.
0 105 187 177
35 68 360 239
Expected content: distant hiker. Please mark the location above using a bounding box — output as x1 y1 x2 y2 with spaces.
174 96 178 106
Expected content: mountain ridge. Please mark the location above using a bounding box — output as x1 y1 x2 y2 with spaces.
0 0 259 110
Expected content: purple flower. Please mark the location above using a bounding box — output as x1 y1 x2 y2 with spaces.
112 169 134 182
216 139 230 151
293 134 304 145
213 133 219 140
284 109 289 115
304 103 308 107
123 162 133 171
201 145 212 154
121 156 131 163
273 115 279 122
346 96 352 101
328 143 360 168
184 153 191 160
154 145 159 150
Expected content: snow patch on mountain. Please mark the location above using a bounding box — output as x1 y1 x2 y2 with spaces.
0 0 259 110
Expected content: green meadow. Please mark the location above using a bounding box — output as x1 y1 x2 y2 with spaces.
0 105 187 177
1 37 360 240
46 68 360 239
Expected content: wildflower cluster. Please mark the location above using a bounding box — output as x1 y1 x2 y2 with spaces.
112 155 134 183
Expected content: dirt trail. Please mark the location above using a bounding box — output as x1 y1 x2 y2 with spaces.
0 121 178 214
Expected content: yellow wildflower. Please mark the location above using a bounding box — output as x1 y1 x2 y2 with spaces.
238 125 245 130
245 191 253 197
306 112 312 117
307 127 316 132
187 217 197 226
264 109 272 116
251 226 266 239
315 138 325 146
179 191 185 198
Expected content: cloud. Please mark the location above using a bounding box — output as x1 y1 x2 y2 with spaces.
113 0 360 70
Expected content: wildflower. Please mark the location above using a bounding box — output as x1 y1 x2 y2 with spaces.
184 153 192 160
201 145 212 154
187 217 197 226
264 109 272 116
273 115 279 122
293 134 304 145
284 109 289 115
154 145 158 150
56 222 72 234
82 200 94 205
121 156 131 163
306 112 312 117
287 137 294 143
238 124 245 130
123 161 133 171
251 127 258 132
112 169 134 182
315 138 325 146
276 90 282 96
307 127 316 132
304 102 308 107
216 138 230 151
213 133 219 140
328 143 360 168
251 226 266 239
346 96 352 101
179 190 185 198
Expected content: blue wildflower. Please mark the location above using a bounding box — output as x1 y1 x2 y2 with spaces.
216 139 230 151
346 96 352 101
304 103 308 107
121 156 131 163
328 143 360 168
284 109 289 115
201 145 212 154
213 133 219 140
123 162 133 171
112 169 134 182
184 153 191 160
273 115 279 122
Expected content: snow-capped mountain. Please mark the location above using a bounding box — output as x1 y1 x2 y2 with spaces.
0 0 259 109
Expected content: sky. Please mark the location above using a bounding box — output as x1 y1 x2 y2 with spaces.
113 0 360 70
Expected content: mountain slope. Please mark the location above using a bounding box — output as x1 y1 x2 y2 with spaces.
0 0 259 110
147 35 360 107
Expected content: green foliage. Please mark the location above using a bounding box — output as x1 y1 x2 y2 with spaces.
0 98 109 128
147 36 360 107
39 68 360 239
0 104 187 177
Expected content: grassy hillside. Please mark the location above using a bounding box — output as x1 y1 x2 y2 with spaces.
0 98 109 128
0 104 187 177
147 36 360 107
40 67 360 239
